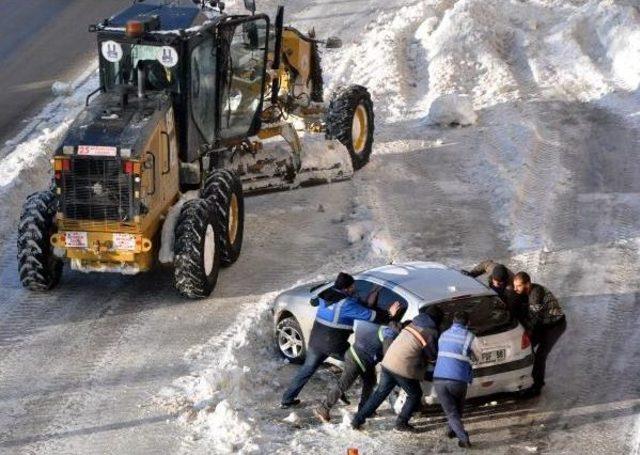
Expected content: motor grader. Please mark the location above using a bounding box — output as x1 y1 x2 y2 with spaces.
17 0 374 298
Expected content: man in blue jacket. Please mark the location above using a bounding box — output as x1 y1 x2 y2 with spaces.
314 319 404 423
281 272 401 408
433 311 482 448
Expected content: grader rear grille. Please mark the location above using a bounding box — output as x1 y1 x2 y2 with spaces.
61 158 134 222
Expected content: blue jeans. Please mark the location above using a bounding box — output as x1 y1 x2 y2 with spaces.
282 348 328 404
353 367 423 426
434 379 469 443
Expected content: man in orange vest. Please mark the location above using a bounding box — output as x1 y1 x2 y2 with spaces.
351 306 443 432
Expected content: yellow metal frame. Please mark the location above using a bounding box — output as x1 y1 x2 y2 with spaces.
51 106 179 273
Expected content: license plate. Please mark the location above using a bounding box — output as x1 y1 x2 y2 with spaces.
113 233 136 251
480 348 506 364
77 145 117 157
65 231 88 248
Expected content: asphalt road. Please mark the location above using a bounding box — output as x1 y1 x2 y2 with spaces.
0 0 130 145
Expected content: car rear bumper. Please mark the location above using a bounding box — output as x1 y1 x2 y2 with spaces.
423 355 534 403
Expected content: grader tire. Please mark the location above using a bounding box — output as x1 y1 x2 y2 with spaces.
309 41 324 102
17 191 62 291
326 84 375 170
201 169 244 267
173 198 221 299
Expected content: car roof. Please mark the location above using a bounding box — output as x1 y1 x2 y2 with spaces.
358 261 496 304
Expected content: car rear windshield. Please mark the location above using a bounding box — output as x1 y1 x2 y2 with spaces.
430 295 517 336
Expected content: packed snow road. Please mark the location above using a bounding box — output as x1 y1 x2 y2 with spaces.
0 0 639 454
0 0 130 148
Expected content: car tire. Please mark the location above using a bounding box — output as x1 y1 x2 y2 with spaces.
201 169 244 267
173 198 221 299
325 84 374 170
276 316 306 364
17 191 63 291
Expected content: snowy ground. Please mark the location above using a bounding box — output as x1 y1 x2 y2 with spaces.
0 0 639 454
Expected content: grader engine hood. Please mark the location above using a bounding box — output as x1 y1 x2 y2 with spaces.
62 91 165 154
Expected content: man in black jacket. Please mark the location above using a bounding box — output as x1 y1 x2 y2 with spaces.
514 272 566 397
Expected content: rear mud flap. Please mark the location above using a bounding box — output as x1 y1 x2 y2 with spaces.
221 134 354 194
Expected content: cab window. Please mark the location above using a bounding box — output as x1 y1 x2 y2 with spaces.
219 18 267 139
190 37 216 143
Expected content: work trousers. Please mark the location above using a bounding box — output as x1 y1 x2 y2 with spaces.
353 367 423 426
282 348 328 404
434 379 469 444
532 316 567 389
322 349 376 412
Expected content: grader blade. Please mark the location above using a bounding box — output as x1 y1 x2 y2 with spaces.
221 129 354 195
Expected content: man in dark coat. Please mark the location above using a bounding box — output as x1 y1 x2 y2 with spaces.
514 271 566 397
314 319 403 423
351 306 443 432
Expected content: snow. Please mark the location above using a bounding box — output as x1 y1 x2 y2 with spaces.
153 0 640 452
1 0 639 453
51 81 73 97
428 93 477 126
0 66 99 245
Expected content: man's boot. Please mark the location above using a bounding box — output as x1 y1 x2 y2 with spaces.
313 404 331 423
394 420 418 433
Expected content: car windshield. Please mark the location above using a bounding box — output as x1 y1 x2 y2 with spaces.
430 295 516 336
101 42 181 93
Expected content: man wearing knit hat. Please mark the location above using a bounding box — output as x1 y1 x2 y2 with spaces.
462 260 524 317
281 272 401 408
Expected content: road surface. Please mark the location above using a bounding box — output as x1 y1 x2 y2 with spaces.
0 0 130 146
0 0 638 454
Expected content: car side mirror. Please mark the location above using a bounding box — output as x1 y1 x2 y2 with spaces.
325 36 342 49
244 0 256 14
310 297 319 307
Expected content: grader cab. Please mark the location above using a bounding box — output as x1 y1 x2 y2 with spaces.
17 0 374 298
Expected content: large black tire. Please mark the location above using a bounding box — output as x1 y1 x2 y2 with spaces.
309 41 324 103
275 315 306 364
17 191 63 291
173 198 221 299
201 169 244 267
326 84 375 170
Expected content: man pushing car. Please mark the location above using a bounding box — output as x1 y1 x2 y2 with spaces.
280 272 401 409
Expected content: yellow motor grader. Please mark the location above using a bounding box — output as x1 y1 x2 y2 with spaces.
17 0 374 298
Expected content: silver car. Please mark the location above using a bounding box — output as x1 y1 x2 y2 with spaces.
272 261 534 403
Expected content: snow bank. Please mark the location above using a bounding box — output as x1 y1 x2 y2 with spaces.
158 292 282 453
428 93 477 126
51 81 73 97
0 68 99 246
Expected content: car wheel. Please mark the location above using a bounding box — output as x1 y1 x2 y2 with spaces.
276 316 306 364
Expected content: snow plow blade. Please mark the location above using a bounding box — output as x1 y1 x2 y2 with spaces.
221 133 354 195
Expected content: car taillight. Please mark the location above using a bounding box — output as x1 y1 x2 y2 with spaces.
521 331 531 350
123 161 134 174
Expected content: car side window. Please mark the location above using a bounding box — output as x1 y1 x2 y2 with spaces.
377 286 408 313
354 280 376 302
355 280 408 319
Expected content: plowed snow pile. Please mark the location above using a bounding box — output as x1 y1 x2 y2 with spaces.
156 0 640 453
